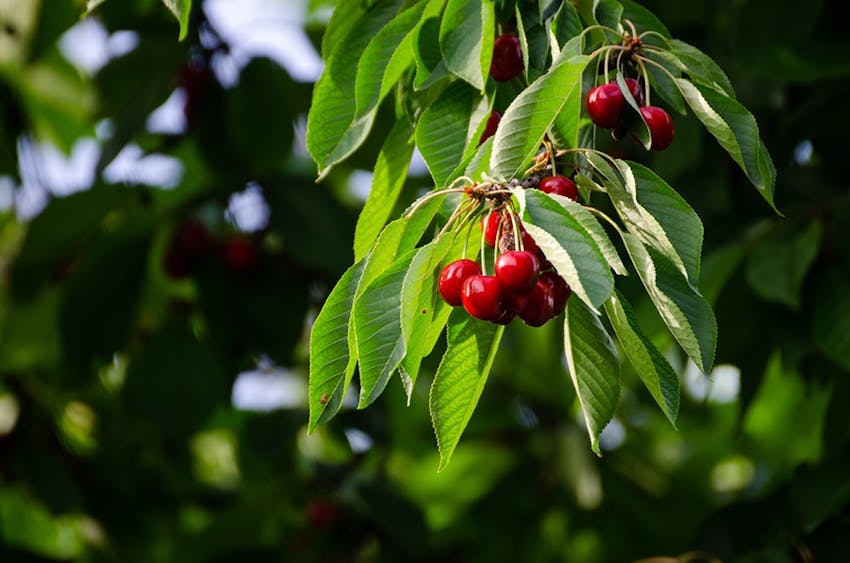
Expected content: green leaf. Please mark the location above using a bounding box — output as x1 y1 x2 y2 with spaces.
622 232 716 374
320 0 366 59
354 250 416 407
551 0 582 50
416 81 489 186
520 189 615 310
548 193 627 275
354 117 415 261
160 0 191 40
430 310 503 471
490 55 588 179
813 267 850 371
412 15 449 90
308 259 366 431
619 0 671 40
603 291 679 425
700 242 747 305
668 39 735 96
399 233 460 399
675 78 777 210
355 2 425 118
615 72 650 148
620 161 704 286
746 222 823 309
306 0 402 176
548 57 584 149
643 51 686 115
439 0 495 90
564 297 620 455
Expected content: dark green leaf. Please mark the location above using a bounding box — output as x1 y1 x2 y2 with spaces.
354 117 415 261
430 310 503 471
439 0 495 90
745 222 822 309
306 0 402 176
813 267 850 371
354 250 415 407
308 259 367 431
622 232 716 374
668 39 735 96
604 290 679 425
564 297 620 455
675 78 777 210
490 55 588 179
521 189 615 309
161 0 191 40
416 81 489 186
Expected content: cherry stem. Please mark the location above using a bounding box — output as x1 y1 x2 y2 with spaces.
636 52 680 86
623 19 638 39
635 56 651 106
585 206 623 234
577 24 625 45
405 187 467 219
638 30 668 44
508 209 522 251
603 46 612 84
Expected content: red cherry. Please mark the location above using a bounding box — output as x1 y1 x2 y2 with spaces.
520 229 552 270
479 110 501 145
174 219 211 258
585 83 624 129
495 250 540 294
513 280 555 327
538 175 579 201
639 106 674 151
461 275 507 321
220 235 259 272
307 501 341 528
490 34 523 82
438 259 482 306
482 211 501 247
538 271 571 316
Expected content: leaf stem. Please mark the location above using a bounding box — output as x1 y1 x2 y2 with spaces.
405 187 467 219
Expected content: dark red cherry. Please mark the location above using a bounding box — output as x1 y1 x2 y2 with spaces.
513 280 555 327
520 229 551 270
438 259 482 306
220 235 259 272
495 250 540 293
307 501 341 528
538 175 579 201
585 83 624 129
482 211 501 247
479 110 501 145
538 271 571 316
490 34 523 82
461 275 507 321
640 106 674 151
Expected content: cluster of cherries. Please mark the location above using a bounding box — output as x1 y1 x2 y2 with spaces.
437 176 576 327
163 218 259 279
585 77 674 151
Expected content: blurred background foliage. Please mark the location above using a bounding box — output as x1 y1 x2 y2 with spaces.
1 0 849 561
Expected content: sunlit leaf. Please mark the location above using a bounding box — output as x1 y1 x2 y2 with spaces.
439 0 495 90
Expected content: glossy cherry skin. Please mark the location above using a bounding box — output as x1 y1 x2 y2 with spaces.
586 83 624 128
438 259 482 306
538 271 571 315
521 229 551 270
495 250 540 293
479 110 501 145
220 235 259 272
513 280 555 327
490 34 523 82
482 211 501 247
640 106 674 151
462 275 507 321
538 175 579 201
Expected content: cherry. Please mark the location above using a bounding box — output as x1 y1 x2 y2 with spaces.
538 175 579 201
482 211 501 247
640 106 674 151
479 110 501 145
585 83 624 129
521 229 551 270
163 219 211 279
538 271 571 315
513 280 555 327
307 500 341 528
220 235 259 272
461 275 507 321
495 250 540 293
438 259 482 306
490 34 523 82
